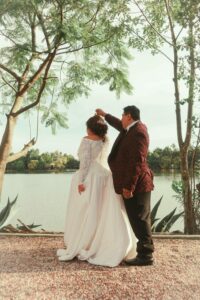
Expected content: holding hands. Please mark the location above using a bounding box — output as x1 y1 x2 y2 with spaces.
122 188 133 199
96 108 106 117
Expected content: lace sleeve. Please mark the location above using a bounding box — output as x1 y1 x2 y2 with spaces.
77 139 91 184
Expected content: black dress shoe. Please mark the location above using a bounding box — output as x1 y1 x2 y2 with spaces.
125 257 154 266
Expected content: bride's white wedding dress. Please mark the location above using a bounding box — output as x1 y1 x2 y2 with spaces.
57 137 136 267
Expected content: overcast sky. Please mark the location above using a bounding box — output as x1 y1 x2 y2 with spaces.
1 48 186 158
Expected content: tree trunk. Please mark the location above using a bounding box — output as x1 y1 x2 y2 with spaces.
0 115 17 198
167 5 196 233
180 148 196 233
0 95 24 199
0 53 55 201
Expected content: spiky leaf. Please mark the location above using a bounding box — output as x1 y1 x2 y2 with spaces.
151 196 163 226
164 211 184 232
0 195 18 228
154 208 177 232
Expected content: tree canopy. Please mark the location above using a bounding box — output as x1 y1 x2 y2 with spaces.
0 0 133 195
0 0 133 131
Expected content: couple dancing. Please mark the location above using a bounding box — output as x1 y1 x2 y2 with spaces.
57 105 154 267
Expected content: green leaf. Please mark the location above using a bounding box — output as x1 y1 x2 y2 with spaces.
154 208 177 232
164 211 184 232
0 195 18 228
0 199 11 228
151 196 163 226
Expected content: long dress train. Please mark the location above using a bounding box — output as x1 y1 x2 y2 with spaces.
57 137 136 267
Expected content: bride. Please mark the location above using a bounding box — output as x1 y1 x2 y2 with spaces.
57 115 136 267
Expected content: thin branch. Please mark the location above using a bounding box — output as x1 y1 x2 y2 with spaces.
85 2 101 25
56 34 118 56
0 63 20 81
132 30 174 63
176 26 185 41
0 30 18 46
7 138 36 163
1 77 17 93
35 11 51 52
0 83 7 88
133 0 173 46
21 55 35 82
57 45 71 51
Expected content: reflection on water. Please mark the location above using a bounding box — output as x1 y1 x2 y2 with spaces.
1 172 184 232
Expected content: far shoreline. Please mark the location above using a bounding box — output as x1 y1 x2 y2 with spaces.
5 168 183 175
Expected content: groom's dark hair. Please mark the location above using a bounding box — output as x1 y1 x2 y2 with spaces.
123 105 140 120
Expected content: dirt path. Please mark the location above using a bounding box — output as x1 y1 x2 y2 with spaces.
0 236 199 300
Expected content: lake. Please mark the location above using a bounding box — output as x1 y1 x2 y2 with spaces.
1 172 184 232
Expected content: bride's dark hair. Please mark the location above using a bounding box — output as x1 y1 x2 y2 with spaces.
86 115 108 142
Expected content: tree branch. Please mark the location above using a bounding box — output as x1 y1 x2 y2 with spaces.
56 34 118 56
85 2 101 25
7 138 36 163
17 52 53 96
0 64 20 81
176 26 185 41
57 45 71 52
31 24 37 53
19 14 37 83
131 30 174 63
164 0 183 147
11 51 56 116
133 0 173 46
1 76 17 93
0 30 18 46
21 55 35 83
35 11 51 52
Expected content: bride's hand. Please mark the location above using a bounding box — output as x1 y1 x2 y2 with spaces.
96 108 106 117
78 184 85 194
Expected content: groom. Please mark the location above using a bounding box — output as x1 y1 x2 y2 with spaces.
96 106 154 266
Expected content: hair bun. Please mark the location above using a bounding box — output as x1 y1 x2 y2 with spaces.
86 115 108 141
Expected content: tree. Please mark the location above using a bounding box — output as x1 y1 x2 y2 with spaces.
28 159 39 170
0 0 133 198
128 0 200 233
66 155 80 170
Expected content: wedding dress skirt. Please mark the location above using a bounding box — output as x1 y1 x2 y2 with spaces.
57 161 136 267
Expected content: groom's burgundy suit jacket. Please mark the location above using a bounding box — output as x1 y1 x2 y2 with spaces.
105 114 154 195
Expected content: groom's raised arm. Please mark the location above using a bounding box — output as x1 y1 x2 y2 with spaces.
96 109 123 132
105 114 123 132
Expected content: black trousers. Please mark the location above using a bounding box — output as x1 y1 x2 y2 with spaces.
123 191 154 258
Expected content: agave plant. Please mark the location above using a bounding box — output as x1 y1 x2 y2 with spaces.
16 219 42 232
151 196 184 233
0 195 42 233
0 195 18 230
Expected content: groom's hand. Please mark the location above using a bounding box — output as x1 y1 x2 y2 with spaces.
96 108 106 117
122 188 133 199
